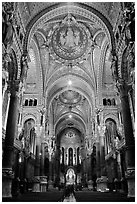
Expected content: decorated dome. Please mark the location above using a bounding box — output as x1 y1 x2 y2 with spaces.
50 14 92 63
52 24 88 60
59 90 82 104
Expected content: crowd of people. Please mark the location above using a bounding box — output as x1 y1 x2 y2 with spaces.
59 185 76 202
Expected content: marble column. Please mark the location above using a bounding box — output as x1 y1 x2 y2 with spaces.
2 79 8 101
34 145 40 176
32 145 40 192
48 154 54 190
3 90 10 130
117 82 135 197
96 126 108 192
96 141 101 178
99 133 106 176
2 80 20 197
41 143 45 176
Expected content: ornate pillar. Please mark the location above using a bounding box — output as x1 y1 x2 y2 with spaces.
34 145 40 176
99 132 106 176
3 91 10 130
32 144 40 192
48 138 55 190
2 80 20 197
2 72 8 100
41 143 45 176
96 141 101 178
96 125 108 192
117 81 135 197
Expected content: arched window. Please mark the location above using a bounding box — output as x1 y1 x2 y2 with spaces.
107 99 111 106
68 148 73 166
25 99 28 106
40 115 43 126
77 147 80 165
29 99 33 106
103 98 107 106
33 99 37 106
111 98 116 106
62 147 64 165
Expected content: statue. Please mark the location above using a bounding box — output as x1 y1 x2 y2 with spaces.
2 4 14 48
59 27 80 48
66 169 75 185
65 27 75 47
21 55 28 80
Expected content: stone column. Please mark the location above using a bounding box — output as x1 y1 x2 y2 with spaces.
41 143 45 176
34 145 40 176
32 144 40 192
48 152 54 190
96 126 108 192
96 141 101 178
117 82 135 197
99 134 106 176
3 90 10 130
2 78 8 101
2 80 20 197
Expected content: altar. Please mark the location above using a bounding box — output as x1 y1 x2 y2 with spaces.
66 168 76 186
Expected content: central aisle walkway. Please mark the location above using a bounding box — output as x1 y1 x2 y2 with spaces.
3 190 135 202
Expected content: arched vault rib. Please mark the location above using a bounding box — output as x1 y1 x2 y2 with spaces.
45 75 95 113
45 65 95 92
55 111 87 130
55 114 86 137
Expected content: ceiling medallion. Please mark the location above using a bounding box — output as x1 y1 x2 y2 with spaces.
59 90 82 105
66 131 75 138
50 14 92 63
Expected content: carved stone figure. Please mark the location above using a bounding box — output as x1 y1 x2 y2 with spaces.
60 27 80 48
2 5 14 48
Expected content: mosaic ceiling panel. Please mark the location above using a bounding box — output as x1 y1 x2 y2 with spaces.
49 14 92 63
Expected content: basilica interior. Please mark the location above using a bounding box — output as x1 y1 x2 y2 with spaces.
2 2 135 201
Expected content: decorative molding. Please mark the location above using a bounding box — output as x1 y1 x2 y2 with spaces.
46 75 95 113
125 168 135 179
46 65 94 92
2 168 14 179
22 113 37 124
96 39 109 101
103 112 119 125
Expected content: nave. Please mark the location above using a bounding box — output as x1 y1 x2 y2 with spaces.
2 2 135 201
3 190 135 202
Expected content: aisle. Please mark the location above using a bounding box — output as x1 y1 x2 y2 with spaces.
3 190 135 202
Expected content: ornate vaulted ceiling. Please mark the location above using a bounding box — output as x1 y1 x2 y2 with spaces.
18 2 121 29
18 2 117 138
